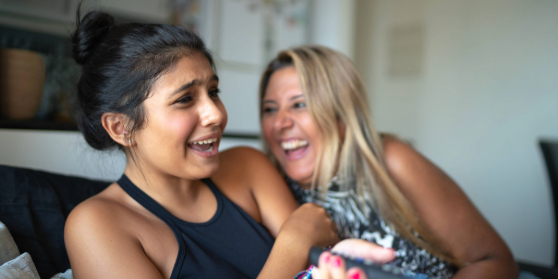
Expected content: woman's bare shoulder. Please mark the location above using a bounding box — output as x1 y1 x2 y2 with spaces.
381 135 416 169
219 146 270 165
64 183 165 279
65 183 133 237
381 135 438 182
213 147 296 236
215 147 275 181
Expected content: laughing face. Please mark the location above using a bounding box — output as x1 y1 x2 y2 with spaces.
131 53 227 180
261 66 320 188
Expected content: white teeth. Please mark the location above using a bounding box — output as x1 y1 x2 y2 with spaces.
190 138 217 145
281 140 308 150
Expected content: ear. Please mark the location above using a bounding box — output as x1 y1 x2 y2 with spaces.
101 112 133 147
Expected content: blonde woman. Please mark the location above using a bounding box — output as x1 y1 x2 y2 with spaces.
259 45 518 278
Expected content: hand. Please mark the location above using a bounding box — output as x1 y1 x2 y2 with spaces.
332 239 395 263
278 203 339 249
312 252 365 279
312 239 396 279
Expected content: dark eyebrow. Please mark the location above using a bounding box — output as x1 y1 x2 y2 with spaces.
170 74 219 97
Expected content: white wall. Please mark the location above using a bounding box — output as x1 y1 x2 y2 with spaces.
95 0 169 23
0 129 260 181
309 0 356 59
357 0 558 265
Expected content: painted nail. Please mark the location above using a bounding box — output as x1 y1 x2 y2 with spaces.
324 254 330 263
349 272 361 279
331 257 341 268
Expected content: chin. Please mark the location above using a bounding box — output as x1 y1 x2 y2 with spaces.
204 163 220 177
185 160 220 179
285 169 313 186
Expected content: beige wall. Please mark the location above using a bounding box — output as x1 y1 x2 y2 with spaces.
0 129 261 181
354 0 558 265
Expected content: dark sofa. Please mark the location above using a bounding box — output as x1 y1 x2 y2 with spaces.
0 165 109 278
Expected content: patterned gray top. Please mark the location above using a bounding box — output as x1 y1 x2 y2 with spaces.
287 178 457 279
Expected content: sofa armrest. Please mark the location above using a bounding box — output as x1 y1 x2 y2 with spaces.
0 165 109 279
518 261 558 279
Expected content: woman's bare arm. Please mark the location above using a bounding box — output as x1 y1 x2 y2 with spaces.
216 147 299 236
216 147 339 279
383 137 519 278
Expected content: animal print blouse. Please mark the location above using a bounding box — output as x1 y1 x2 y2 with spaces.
287 178 457 278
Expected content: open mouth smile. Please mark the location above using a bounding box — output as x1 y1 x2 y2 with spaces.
187 137 219 157
280 139 309 159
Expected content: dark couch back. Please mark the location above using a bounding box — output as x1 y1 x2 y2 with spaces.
0 165 110 278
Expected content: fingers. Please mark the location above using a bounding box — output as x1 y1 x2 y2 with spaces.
332 239 395 263
328 255 347 278
312 252 332 279
312 252 367 279
346 267 366 279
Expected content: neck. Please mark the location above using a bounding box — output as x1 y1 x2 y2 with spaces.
122 162 204 209
296 179 313 190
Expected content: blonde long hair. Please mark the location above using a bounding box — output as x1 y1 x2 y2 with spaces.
259 45 455 264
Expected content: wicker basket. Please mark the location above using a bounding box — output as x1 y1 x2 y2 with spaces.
0 48 45 120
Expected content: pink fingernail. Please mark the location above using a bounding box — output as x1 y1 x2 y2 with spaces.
331 257 341 268
324 254 330 262
349 272 361 279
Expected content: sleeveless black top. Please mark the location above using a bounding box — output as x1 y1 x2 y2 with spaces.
117 175 274 279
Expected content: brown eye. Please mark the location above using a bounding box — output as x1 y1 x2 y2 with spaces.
209 88 221 98
262 107 277 113
175 94 193 104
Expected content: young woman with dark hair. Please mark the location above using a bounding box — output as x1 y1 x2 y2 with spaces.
64 11 339 279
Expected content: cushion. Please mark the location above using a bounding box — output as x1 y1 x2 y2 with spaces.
0 222 20 266
0 165 109 278
0 252 40 279
51 269 73 279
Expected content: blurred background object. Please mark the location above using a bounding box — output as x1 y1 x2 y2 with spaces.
539 140 558 267
0 0 557 271
0 48 45 119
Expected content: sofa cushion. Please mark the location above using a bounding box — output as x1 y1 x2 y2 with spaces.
0 221 20 266
0 252 40 279
0 165 109 279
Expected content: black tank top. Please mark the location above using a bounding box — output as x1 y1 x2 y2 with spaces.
117 175 274 279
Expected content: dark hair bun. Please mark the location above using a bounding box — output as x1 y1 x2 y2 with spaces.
72 11 115 65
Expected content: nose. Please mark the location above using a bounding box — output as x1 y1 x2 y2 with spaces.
199 96 225 128
274 108 294 131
